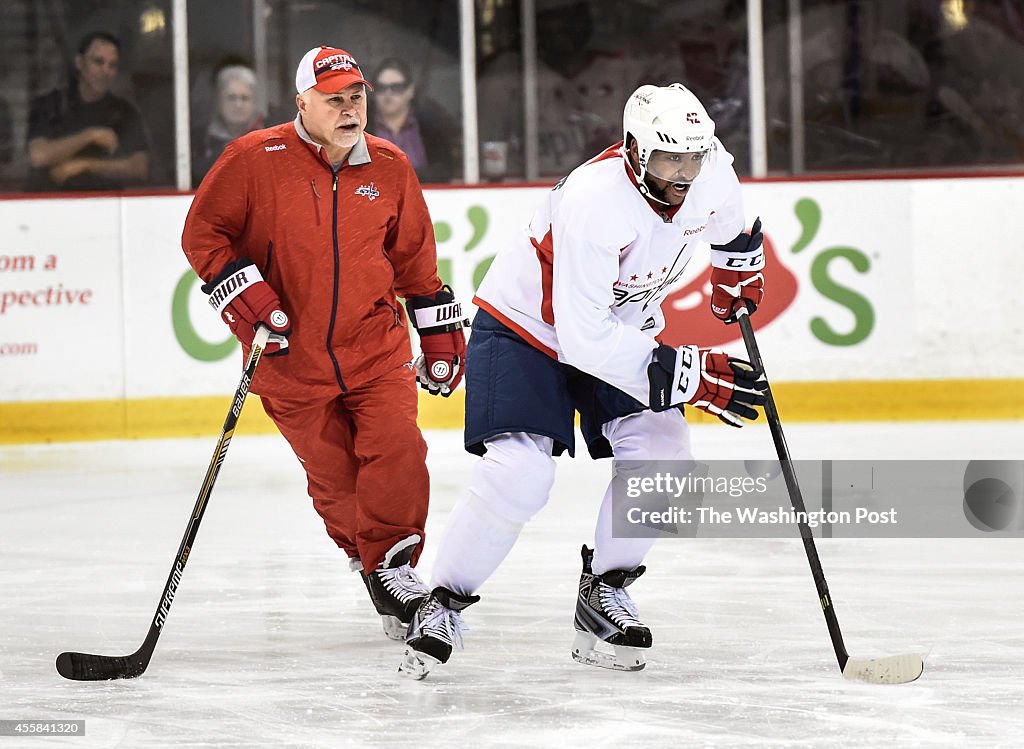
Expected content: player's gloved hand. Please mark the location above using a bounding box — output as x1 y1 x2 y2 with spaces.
647 344 767 427
406 285 468 397
201 257 291 355
710 217 765 324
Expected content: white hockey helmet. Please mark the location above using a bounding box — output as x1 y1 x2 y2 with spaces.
623 83 716 201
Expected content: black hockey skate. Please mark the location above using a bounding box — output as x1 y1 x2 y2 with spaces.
572 545 652 671
360 535 430 641
399 586 479 680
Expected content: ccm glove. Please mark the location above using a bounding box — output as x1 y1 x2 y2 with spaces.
647 344 768 427
201 257 291 355
406 285 468 397
710 217 765 324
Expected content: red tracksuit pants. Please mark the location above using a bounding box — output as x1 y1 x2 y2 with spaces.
260 364 428 571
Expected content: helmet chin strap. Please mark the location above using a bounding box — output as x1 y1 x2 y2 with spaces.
625 154 672 206
625 145 690 206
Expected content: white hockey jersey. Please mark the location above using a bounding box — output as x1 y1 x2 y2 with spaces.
474 140 747 405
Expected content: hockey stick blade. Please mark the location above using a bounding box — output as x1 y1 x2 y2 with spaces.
55 650 149 681
842 653 924 685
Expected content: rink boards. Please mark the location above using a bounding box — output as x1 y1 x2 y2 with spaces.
1 176 1023 442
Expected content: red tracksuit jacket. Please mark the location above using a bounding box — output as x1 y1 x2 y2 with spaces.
182 123 442 397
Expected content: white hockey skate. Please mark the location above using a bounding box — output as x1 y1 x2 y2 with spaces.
356 536 429 641
399 586 479 680
571 545 652 672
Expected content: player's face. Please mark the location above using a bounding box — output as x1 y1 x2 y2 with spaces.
646 149 708 184
75 40 119 100
643 149 709 205
297 83 367 157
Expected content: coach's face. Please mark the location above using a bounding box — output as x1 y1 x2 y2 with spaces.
297 83 367 162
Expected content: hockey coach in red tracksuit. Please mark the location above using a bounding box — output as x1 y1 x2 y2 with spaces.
181 46 468 641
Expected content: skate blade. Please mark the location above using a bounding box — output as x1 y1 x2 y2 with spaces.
398 647 440 680
571 631 646 672
381 615 407 641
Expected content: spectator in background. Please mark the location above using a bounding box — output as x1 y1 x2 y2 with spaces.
26 31 149 192
0 95 16 193
0 98 12 165
367 57 457 183
0 96 13 188
192 64 265 185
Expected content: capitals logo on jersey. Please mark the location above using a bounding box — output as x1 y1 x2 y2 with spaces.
612 249 690 312
355 183 380 201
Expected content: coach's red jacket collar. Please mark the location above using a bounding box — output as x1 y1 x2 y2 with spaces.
293 113 372 168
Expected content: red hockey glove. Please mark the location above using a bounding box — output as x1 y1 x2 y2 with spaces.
648 344 767 427
201 257 291 355
406 285 468 397
710 217 765 324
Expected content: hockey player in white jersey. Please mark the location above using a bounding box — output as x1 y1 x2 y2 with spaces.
400 83 768 679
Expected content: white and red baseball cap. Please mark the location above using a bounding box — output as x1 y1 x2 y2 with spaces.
295 46 374 94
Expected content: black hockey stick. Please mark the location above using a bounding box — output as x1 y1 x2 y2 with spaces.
735 308 923 684
55 326 273 680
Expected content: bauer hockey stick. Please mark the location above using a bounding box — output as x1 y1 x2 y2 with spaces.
55 325 274 680
735 307 923 684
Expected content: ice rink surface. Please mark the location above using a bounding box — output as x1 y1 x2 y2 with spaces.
2 420 1023 748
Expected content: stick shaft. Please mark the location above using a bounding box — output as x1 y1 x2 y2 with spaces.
56 328 271 680
736 312 850 670
140 327 272 655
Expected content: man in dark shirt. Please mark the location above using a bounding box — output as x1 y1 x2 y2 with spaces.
27 31 150 192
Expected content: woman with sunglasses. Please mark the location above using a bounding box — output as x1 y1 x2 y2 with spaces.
368 57 457 184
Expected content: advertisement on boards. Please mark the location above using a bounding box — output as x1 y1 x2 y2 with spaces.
3 176 1018 404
